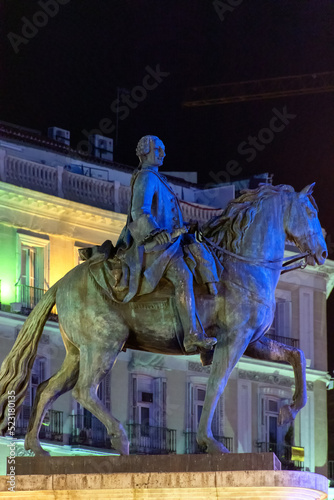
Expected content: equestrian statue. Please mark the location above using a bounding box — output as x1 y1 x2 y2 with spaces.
0 135 328 456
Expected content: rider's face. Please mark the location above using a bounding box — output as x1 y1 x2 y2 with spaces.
143 139 165 167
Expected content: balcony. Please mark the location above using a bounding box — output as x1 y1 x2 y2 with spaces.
256 441 304 470
15 405 63 442
266 334 299 349
11 284 58 320
1 155 222 222
127 423 177 455
184 432 233 454
70 413 112 450
329 460 334 486
14 284 46 315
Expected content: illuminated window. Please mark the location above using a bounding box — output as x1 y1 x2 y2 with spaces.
16 232 49 308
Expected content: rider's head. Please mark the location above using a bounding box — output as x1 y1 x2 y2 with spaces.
136 135 165 168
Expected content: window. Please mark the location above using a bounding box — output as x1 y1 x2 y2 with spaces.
187 381 223 436
185 379 226 454
16 356 49 434
16 232 49 309
259 392 291 454
268 299 292 340
128 374 168 454
71 374 111 448
193 385 206 431
130 374 166 428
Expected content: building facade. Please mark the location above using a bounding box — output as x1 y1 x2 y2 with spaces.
0 124 333 478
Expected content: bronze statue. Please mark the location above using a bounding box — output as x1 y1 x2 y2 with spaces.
110 135 221 352
0 171 327 456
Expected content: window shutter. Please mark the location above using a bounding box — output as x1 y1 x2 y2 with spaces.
186 382 194 432
105 374 111 410
162 379 167 429
212 394 224 436
130 374 139 423
153 377 167 428
276 300 292 338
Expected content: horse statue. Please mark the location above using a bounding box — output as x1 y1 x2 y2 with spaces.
0 183 327 456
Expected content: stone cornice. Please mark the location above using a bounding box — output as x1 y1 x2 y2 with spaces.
238 356 329 384
0 181 126 242
238 369 296 389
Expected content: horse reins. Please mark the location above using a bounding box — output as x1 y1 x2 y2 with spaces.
197 231 311 274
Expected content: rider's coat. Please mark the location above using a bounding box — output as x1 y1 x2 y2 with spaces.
101 165 222 303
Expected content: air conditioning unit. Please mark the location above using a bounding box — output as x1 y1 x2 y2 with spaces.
89 134 113 161
48 127 70 146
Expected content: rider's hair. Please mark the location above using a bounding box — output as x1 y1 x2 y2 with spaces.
136 135 160 163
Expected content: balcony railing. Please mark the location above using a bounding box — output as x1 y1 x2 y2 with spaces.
2 155 222 222
329 461 334 485
184 432 233 454
15 405 63 442
127 423 177 455
15 284 46 314
256 441 304 470
70 413 112 449
5 156 58 196
266 334 299 349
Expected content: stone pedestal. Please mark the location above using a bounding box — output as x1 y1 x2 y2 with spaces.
0 454 328 499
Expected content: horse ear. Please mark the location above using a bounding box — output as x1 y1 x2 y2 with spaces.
301 182 315 195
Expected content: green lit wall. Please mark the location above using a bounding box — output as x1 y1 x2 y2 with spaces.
0 224 17 304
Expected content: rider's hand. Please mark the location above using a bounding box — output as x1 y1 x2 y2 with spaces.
153 230 171 245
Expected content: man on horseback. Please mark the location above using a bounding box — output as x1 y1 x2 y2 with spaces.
115 135 221 352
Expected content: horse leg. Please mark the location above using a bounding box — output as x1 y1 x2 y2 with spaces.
72 342 129 455
245 336 307 424
25 335 80 456
197 328 253 454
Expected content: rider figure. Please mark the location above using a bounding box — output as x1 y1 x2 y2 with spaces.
123 135 218 352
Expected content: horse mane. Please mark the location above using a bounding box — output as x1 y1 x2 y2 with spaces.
202 184 295 253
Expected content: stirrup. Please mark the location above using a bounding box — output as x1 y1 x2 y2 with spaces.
184 334 217 353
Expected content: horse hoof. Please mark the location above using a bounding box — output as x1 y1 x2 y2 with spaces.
24 439 49 457
206 442 230 454
197 437 230 455
111 435 129 455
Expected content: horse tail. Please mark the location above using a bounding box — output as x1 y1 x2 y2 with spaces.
0 282 58 433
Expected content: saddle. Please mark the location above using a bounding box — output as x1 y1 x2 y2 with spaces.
79 240 114 262
79 240 216 366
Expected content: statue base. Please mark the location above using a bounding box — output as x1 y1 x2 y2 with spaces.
1 453 328 499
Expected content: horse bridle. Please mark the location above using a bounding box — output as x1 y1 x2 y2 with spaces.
197 231 311 274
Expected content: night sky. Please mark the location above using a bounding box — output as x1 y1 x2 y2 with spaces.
1 1 334 368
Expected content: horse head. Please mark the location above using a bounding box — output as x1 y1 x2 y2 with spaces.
284 183 327 266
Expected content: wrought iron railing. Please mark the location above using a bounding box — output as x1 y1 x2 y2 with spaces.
256 441 304 470
184 432 233 454
127 423 177 454
328 460 334 485
70 413 111 449
15 405 63 442
15 284 46 312
266 333 299 348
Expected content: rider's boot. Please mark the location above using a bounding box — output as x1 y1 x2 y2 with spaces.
184 330 217 353
166 259 217 353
